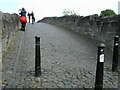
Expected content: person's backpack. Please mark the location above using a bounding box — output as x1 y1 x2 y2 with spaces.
20 16 27 23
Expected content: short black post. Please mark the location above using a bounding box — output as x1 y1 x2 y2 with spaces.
35 36 41 77
95 44 105 90
112 35 119 72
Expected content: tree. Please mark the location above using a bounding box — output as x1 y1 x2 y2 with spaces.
63 9 78 16
100 9 116 16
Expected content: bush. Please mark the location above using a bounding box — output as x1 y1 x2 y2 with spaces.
100 9 116 16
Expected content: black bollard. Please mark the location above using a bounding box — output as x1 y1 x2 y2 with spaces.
95 44 105 90
35 36 41 77
112 35 119 72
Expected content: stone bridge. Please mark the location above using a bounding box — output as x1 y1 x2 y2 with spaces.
0 12 120 89
38 14 120 50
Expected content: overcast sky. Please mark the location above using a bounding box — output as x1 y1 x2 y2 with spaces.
0 0 119 21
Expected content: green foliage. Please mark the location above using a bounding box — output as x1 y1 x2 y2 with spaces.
63 9 78 16
100 9 116 16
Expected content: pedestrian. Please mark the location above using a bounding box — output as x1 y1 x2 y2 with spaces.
31 11 35 24
19 8 27 31
27 12 31 23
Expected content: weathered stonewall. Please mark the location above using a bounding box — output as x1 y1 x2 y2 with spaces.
0 11 20 53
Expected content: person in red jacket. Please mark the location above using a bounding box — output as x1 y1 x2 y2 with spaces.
19 8 27 31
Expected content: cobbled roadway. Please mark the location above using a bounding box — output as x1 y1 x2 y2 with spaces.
2 23 118 89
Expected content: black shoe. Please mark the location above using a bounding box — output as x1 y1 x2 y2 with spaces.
20 28 22 31
20 28 25 31
22 28 25 31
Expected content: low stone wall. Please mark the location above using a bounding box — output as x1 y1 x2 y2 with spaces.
38 15 120 49
0 11 20 53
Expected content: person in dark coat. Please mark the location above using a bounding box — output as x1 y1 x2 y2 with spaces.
19 8 27 31
27 12 31 23
31 11 35 24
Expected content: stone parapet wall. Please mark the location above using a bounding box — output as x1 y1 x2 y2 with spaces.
0 11 20 53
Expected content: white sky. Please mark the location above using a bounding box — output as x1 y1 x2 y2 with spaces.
0 0 119 21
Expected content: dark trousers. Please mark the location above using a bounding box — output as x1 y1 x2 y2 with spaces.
21 22 26 31
28 17 30 23
32 17 35 24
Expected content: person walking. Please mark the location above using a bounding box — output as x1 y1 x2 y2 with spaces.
19 8 27 31
27 12 31 23
31 11 35 24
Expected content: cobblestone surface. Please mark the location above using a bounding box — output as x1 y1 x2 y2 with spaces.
2 23 118 89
